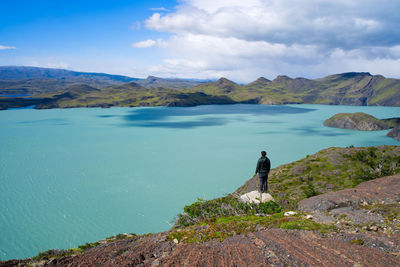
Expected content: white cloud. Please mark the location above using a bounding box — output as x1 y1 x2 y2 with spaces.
138 0 400 81
0 45 16 50
150 7 171 12
132 39 157 48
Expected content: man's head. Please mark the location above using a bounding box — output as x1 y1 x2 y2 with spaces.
261 151 266 157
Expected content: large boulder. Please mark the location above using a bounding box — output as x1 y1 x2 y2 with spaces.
240 190 274 204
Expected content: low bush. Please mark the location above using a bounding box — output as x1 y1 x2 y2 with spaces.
176 194 282 227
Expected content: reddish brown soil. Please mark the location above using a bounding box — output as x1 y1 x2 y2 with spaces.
2 229 399 267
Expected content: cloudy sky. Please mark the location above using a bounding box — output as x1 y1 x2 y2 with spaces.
1 0 400 82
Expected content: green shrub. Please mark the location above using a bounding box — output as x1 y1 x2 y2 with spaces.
32 249 76 261
302 180 320 198
176 194 282 227
77 242 100 250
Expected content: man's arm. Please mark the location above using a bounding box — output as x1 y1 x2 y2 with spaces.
255 159 261 174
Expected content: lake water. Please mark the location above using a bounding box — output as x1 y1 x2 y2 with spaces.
0 104 399 260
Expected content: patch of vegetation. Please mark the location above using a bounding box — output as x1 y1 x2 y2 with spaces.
106 233 137 242
168 213 335 243
32 248 80 261
362 202 400 221
346 147 400 186
349 239 364 245
77 242 100 250
176 195 282 227
302 180 320 198
31 233 138 262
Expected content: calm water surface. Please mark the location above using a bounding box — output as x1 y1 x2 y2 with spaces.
0 104 399 260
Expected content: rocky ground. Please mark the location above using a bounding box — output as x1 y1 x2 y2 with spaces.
2 175 400 267
298 175 400 233
4 228 399 267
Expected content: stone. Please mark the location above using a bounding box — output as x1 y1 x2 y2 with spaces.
305 214 313 219
173 239 179 244
240 190 274 204
284 211 298 216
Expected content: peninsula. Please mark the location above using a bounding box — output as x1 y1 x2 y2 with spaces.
324 112 400 141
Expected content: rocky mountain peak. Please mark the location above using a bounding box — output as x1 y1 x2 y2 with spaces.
216 77 235 85
215 78 237 93
272 75 292 83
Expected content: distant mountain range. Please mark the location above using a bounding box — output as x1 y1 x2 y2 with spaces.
0 66 207 95
0 66 399 110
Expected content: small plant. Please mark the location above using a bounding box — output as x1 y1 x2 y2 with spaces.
77 242 100 251
302 180 320 198
349 239 364 245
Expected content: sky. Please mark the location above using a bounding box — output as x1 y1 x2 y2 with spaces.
1 0 400 82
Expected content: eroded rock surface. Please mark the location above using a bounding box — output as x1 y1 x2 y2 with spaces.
298 175 400 212
299 175 400 230
3 229 399 267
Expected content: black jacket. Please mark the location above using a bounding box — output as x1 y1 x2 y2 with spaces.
256 156 271 174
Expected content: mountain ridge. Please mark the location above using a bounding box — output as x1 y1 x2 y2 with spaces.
1 67 400 109
0 66 208 95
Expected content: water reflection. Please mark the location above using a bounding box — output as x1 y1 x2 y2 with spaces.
117 104 315 128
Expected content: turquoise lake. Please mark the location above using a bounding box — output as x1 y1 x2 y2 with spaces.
1 104 399 260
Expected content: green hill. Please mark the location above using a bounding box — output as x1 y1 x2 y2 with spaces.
1 70 400 110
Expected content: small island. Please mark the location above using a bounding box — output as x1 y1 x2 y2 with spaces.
324 112 400 141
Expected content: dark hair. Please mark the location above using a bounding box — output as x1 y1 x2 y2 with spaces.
261 151 266 156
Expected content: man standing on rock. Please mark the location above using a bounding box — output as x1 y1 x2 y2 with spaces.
256 151 271 193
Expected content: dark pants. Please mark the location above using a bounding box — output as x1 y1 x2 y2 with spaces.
259 172 269 193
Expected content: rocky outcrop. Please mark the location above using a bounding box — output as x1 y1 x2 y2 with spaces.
299 175 400 212
324 112 391 131
240 191 274 203
388 127 400 141
298 175 400 230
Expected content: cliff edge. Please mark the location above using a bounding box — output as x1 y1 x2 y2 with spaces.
2 146 400 266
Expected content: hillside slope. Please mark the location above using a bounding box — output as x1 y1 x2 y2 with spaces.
2 71 400 110
2 145 400 266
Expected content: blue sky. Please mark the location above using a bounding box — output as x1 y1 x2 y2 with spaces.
1 0 400 82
